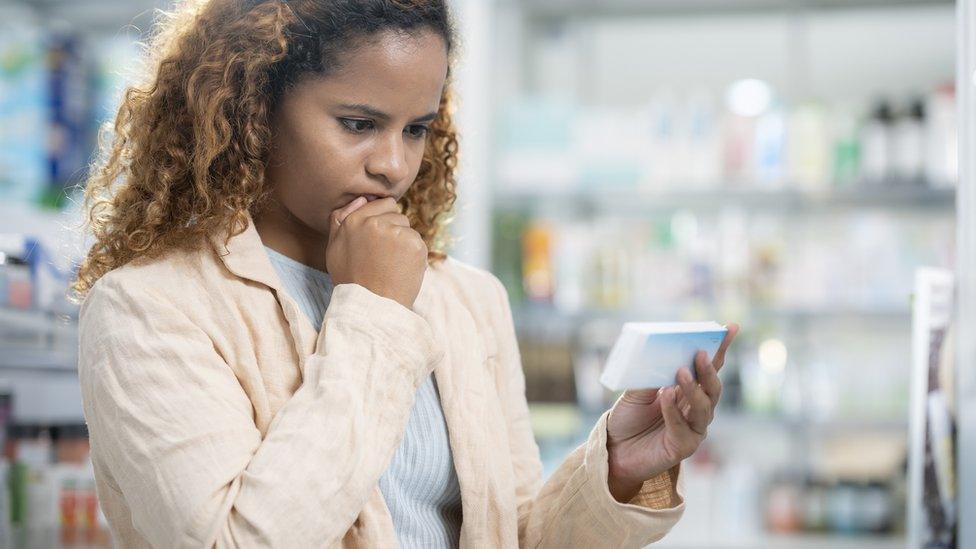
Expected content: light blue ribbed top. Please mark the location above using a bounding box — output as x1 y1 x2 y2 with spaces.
264 246 462 548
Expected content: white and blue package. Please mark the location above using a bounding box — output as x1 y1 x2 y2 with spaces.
599 322 728 391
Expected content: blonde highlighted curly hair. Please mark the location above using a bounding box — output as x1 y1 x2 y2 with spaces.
71 0 459 300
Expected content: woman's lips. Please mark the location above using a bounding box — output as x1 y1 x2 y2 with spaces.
342 193 393 209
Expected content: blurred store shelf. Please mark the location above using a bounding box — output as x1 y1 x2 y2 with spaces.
517 0 953 18
655 533 904 549
512 303 913 330
0 348 77 373
494 185 956 215
0 307 78 373
1 0 164 32
712 411 908 434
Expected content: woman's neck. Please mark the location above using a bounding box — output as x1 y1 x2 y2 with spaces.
252 200 330 273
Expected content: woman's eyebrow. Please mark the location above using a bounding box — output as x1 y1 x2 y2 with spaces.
338 103 437 124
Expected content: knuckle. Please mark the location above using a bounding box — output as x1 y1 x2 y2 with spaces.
411 236 428 254
347 209 367 225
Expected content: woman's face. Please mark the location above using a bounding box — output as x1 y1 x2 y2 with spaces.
261 29 449 242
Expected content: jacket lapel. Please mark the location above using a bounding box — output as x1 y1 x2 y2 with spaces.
209 212 318 376
413 271 493 548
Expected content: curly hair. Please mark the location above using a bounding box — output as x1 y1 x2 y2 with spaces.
70 0 459 300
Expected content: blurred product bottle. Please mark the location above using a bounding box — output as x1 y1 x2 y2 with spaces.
891 98 926 182
715 210 750 313
859 480 894 533
859 99 894 183
491 211 528 307
831 107 861 188
592 244 629 310
754 102 787 187
577 107 645 191
521 221 554 303
766 475 803 533
826 480 859 533
552 222 587 313
688 239 714 303
46 32 92 207
802 477 829 532
54 463 103 547
13 427 58 548
645 90 678 188
4 256 32 310
924 83 958 188
683 91 722 188
573 320 618 414
0 458 10 548
722 112 757 185
750 243 781 307
786 102 830 191
714 461 762 541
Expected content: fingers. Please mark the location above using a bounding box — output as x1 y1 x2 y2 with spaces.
660 386 691 435
332 196 367 227
712 323 739 372
695 350 723 407
329 196 368 248
345 196 399 223
677 367 710 436
370 211 411 228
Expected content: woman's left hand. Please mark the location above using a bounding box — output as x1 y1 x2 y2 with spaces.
605 324 738 503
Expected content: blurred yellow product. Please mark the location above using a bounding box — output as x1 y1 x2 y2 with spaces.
527 403 582 440
593 245 629 310
522 221 553 302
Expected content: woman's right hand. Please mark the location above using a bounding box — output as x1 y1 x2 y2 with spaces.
325 196 428 310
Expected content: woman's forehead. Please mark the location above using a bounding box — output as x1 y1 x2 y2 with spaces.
304 31 448 117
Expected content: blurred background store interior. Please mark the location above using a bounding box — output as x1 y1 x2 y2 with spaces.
0 0 969 547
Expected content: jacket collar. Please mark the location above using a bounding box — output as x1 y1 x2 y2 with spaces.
209 210 285 293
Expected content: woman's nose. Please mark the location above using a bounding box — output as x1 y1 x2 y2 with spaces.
365 131 410 186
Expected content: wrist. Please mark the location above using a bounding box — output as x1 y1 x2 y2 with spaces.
607 445 647 503
607 472 643 503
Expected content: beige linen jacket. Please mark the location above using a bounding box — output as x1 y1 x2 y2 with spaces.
77 211 685 548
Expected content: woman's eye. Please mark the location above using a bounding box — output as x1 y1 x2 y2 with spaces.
340 118 374 133
405 125 429 139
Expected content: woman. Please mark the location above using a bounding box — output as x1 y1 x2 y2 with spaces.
72 0 738 547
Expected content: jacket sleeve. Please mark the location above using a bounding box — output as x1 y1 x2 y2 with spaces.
483 273 686 548
78 276 443 548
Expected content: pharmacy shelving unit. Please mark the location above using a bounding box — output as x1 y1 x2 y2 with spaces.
488 0 959 545
516 0 953 17
494 185 956 214
0 307 82 424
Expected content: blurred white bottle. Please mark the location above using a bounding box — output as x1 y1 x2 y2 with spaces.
924 84 958 188
683 90 722 189
859 99 894 184
644 89 679 189
787 101 830 191
754 100 787 187
891 98 926 182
